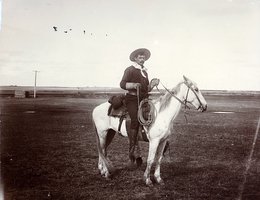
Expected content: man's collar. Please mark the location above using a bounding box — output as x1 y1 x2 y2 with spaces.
133 63 147 78
133 63 147 71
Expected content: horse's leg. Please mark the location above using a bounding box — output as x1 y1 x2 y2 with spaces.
144 139 160 186
99 129 116 178
104 129 116 156
98 132 107 175
154 140 167 185
97 130 113 178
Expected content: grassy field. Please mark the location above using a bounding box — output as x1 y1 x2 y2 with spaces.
1 94 260 199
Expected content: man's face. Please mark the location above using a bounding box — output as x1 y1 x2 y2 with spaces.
134 54 146 66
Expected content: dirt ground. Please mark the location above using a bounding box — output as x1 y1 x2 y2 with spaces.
1 95 260 200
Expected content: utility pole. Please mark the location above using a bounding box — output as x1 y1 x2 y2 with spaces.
33 70 40 98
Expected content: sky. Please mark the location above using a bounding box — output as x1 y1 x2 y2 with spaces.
0 0 260 91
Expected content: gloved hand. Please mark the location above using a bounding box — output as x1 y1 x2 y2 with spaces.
150 78 160 88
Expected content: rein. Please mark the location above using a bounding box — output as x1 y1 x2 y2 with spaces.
156 82 189 123
137 79 204 127
157 80 204 111
158 81 191 109
155 80 205 123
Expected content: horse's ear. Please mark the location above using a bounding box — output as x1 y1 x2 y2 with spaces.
183 75 192 86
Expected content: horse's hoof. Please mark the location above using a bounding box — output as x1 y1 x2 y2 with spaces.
105 173 112 180
145 179 153 187
155 177 165 185
157 180 165 186
136 157 143 167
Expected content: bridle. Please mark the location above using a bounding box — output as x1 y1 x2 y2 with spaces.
155 80 204 111
137 79 205 126
183 81 205 111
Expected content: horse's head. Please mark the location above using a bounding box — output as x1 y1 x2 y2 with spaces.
181 76 207 112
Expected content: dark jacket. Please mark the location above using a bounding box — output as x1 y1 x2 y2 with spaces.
120 66 149 97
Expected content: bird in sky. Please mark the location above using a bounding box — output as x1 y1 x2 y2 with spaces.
51 26 109 37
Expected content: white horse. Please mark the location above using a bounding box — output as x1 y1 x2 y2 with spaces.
92 76 207 186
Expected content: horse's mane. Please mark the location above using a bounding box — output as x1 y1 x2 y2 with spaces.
158 82 183 112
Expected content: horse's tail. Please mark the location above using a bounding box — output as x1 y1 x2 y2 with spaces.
92 117 113 174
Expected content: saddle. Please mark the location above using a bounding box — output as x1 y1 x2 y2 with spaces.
107 95 149 142
107 95 127 117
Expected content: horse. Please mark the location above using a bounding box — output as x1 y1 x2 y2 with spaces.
92 75 207 186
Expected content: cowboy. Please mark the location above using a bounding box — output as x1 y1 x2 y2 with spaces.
120 48 159 164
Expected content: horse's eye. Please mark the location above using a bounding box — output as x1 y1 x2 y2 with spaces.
194 88 199 92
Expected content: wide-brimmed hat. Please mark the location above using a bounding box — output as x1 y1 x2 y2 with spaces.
129 48 151 61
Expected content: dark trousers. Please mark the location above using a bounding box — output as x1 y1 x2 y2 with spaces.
125 94 140 130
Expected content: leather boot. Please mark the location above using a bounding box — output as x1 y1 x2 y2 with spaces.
128 129 138 163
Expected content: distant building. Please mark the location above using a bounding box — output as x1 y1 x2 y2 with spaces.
15 90 29 98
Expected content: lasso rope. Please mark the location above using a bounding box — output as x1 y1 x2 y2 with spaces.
138 98 157 127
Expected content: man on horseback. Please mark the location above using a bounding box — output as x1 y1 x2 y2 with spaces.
120 48 159 165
